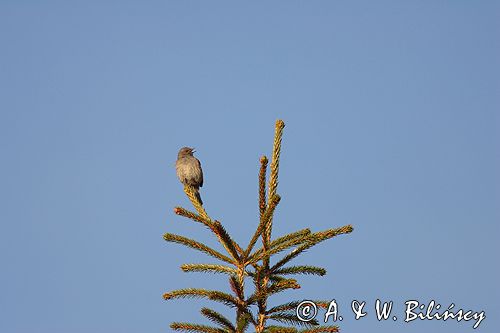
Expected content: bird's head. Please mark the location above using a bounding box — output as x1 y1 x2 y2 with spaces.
178 147 195 158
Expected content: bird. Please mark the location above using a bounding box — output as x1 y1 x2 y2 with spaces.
176 147 204 205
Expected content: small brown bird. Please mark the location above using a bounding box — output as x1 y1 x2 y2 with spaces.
176 147 204 204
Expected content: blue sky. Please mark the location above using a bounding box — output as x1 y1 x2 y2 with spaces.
0 1 498 333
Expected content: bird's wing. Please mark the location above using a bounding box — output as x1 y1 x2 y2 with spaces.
197 158 203 187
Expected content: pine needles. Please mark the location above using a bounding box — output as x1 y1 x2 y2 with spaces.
164 120 353 332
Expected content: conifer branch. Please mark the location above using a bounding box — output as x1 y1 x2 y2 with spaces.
181 263 239 275
264 119 285 250
268 312 318 326
247 279 300 305
163 233 235 264
266 279 301 295
174 207 213 228
174 207 242 262
235 261 248 330
249 232 314 264
269 229 311 249
234 242 245 257
271 225 353 271
229 275 245 301
298 327 339 333
170 322 227 332
163 288 239 307
201 307 236 332
236 312 253 332
273 265 326 276
249 227 331 265
264 326 298 333
268 120 285 206
262 193 281 253
266 301 303 314
266 301 334 314
259 156 268 219
245 194 281 257
184 185 210 220
245 266 285 283
211 220 241 262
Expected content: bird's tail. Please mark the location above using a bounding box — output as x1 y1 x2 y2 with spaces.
194 189 203 205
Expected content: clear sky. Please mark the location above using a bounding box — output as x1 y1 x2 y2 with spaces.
1 1 498 333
